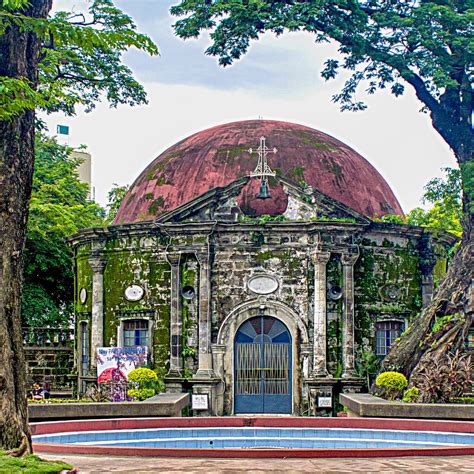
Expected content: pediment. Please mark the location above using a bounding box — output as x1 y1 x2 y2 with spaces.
154 176 370 224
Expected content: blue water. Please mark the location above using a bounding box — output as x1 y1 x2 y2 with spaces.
32 427 474 449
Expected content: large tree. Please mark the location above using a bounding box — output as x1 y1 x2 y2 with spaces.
170 1 473 382
23 133 106 328
0 0 157 453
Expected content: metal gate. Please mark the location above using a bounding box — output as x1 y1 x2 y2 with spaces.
234 316 292 414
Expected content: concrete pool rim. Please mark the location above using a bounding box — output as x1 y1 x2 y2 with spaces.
31 417 474 458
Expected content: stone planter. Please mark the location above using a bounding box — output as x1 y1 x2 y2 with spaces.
340 393 474 420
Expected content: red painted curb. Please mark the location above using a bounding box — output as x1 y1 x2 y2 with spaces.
31 417 474 458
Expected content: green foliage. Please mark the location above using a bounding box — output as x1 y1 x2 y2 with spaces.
375 371 408 400
355 348 381 389
22 133 106 327
238 214 288 224
313 217 358 224
402 386 420 403
0 0 159 119
378 168 462 237
432 313 456 334
128 368 158 388
106 183 129 223
28 398 92 404
127 367 165 399
0 451 72 474
127 388 155 401
182 345 196 358
412 351 473 403
452 396 474 404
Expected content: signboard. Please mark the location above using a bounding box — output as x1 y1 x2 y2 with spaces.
57 124 69 135
317 396 332 408
96 346 147 383
191 394 209 411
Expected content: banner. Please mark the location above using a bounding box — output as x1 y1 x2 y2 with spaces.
96 346 148 383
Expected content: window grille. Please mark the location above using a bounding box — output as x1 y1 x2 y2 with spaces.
123 319 149 347
80 321 89 376
376 321 403 356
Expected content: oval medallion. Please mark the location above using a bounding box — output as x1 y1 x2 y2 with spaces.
79 288 87 304
124 284 144 302
381 284 400 302
247 275 279 295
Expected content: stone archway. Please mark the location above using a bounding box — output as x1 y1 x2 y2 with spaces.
216 299 309 415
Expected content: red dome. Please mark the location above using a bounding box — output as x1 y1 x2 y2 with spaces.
114 120 402 223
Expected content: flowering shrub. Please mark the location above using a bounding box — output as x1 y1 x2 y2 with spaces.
87 381 132 402
375 371 408 400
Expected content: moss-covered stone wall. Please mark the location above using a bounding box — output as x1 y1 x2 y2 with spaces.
72 220 452 388
354 233 423 358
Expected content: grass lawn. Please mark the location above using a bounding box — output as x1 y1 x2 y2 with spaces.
0 452 72 473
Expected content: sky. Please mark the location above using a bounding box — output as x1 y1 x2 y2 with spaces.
43 0 458 212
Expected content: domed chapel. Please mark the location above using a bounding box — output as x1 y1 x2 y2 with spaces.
70 120 455 415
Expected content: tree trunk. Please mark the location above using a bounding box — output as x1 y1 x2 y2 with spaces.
380 233 472 379
0 1 52 454
380 134 473 386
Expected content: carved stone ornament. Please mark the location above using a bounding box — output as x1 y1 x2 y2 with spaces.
124 284 144 302
381 284 401 302
79 288 87 304
247 274 279 295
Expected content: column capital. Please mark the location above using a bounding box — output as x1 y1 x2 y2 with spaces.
211 344 226 355
341 252 359 266
88 256 106 273
310 250 331 264
195 251 210 265
167 252 181 266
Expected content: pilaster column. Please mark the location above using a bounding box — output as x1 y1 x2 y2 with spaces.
311 250 331 377
195 251 215 378
420 249 436 308
168 252 182 376
88 255 106 368
341 252 359 378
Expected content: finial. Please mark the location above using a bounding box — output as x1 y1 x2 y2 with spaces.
249 136 277 199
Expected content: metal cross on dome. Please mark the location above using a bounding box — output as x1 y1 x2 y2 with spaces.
249 136 277 199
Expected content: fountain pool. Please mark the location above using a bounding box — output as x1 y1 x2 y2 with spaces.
31 417 474 458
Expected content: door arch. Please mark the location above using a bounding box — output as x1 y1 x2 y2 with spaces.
234 316 292 414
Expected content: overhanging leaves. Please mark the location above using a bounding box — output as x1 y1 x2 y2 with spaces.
0 0 159 117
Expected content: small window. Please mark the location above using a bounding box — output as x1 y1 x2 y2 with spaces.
79 321 89 376
376 321 403 356
123 319 149 347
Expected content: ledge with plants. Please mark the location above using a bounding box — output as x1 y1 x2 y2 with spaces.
340 351 474 419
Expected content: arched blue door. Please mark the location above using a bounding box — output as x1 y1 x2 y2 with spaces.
234 316 292 414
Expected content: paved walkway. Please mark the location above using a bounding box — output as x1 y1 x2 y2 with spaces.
40 453 474 473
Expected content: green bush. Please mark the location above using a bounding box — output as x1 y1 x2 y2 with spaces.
29 398 92 404
127 368 162 400
128 368 158 388
402 386 420 403
375 371 408 400
127 388 155 401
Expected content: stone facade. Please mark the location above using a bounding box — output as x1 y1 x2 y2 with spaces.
70 176 455 415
